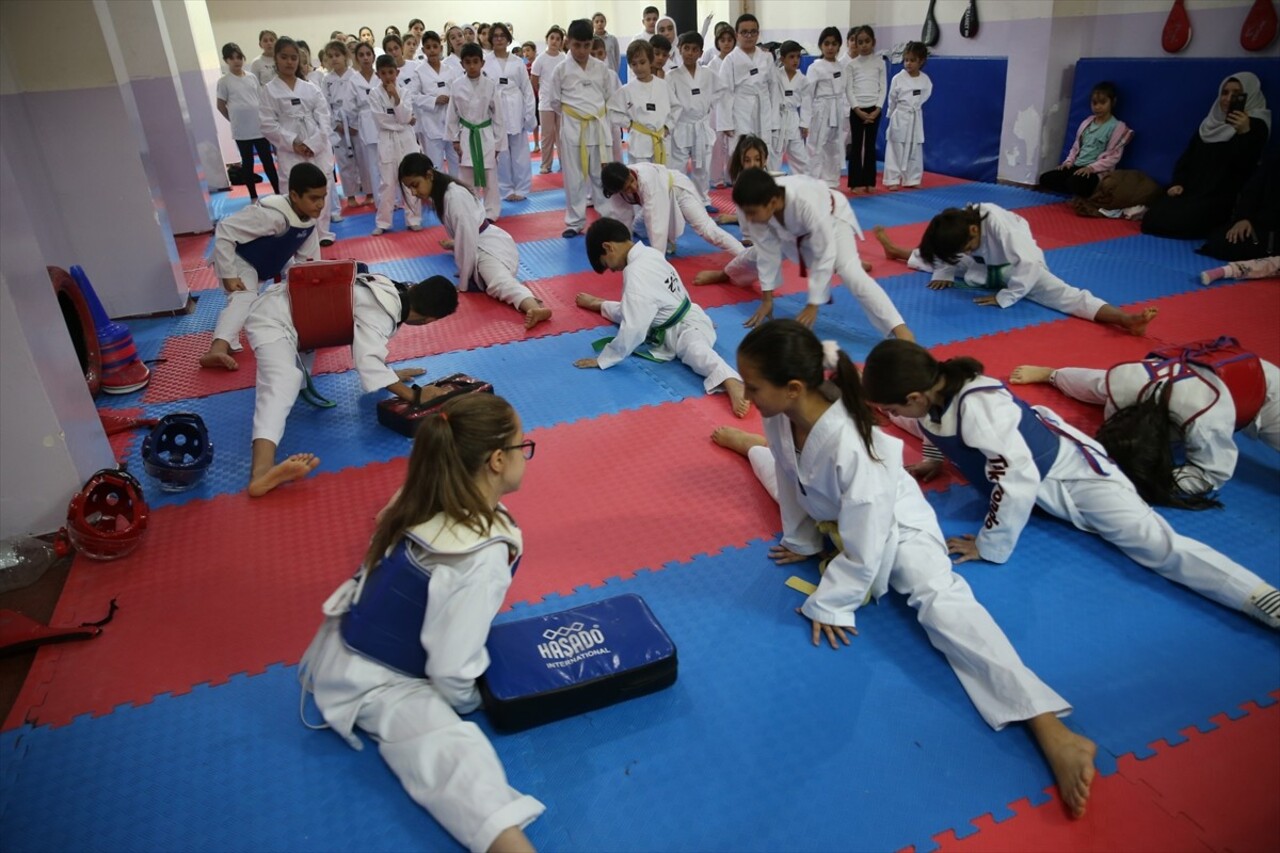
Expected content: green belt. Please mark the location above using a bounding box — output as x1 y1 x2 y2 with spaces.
459 117 492 188
592 297 691 362
953 263 1010 291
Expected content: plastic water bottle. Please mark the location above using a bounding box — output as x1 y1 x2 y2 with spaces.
0 536 56 594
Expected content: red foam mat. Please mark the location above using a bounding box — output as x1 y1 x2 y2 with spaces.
4 395 777 730
926 695 1280 853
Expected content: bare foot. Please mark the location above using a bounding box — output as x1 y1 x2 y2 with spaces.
1121 306 1158 336
440 239 455 250
1029 715 1097 819
523 304 553 330
722 378 750 418
874 225 911 261
711 426 766 456
575 292 604 312
248 453 321 497
1010 365 1055 385
694 270 731 286
199 351 239 371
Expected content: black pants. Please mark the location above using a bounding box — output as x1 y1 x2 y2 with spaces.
1038 167 1100 198
235 137 281 197
847 109 881 189
1142 191 1235 239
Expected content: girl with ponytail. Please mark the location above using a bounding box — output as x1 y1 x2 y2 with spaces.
860 338 1280 631
712 319 1098 818
301 393 544 853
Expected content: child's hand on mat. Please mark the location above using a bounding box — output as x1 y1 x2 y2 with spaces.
768 544 810 564
927 279 952 290
744 304 773 329
794 304 820 328
222 277 247 292
905 458 944 482
395 367 425 381
974 295 1000 306
574 357 599 369
946 534 983 563
796 608 857 649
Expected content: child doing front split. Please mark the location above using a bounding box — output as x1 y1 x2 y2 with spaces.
914 203 1158 334
575 217 749 418
711 320 1097 818
1009 343 1279 504
200 163 323 371
860 339 1280 630
244 269 458 498
300 393 544 853
400 154 552 330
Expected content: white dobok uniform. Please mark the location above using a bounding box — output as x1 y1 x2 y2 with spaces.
1049 358 1280 493
595 243 739 394
605 163 745 256
754 403 1071 731
891 376 1268 615
883 69 931 187
439 182 534 311
300 511 545 852
259 76 337 240
211 195 319 351
541 56 619 232
728 175 906 335
666 63 722 203
245 274 403 446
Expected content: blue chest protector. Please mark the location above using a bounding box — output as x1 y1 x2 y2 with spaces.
235 212 315 282
920 385 1062 496
340 537 519 677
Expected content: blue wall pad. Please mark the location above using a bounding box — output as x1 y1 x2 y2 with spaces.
3 466 1275 853
1063 58 1280 186
875 57 1008 183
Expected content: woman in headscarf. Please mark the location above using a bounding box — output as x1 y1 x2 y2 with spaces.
1142 72 1269 238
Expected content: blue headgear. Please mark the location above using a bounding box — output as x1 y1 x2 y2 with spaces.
141 413 214 492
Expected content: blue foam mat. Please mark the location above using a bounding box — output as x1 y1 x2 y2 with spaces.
3 443 1275 852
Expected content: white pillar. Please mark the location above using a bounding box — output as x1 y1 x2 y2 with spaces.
166 0 232 193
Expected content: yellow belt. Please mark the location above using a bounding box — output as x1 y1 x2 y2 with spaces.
561 104 608 178
629 122 666 165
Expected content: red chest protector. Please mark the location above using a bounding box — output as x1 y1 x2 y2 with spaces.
287 260 356 351
1142 336 1266 430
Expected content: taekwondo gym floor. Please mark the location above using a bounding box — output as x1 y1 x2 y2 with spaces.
2 155 1278 852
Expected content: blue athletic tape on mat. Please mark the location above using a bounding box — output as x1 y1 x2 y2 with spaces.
115 327 688 509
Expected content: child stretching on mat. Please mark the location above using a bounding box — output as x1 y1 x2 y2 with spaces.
600 161 745 256
711 320 1097 818
1010 342 1279 505
575 217 749 417
860 339 1280 630
243 270 457 497
400 154 552 330
200 163 324 371
300 393 544 852
910 204 1158 334
724 169 912 335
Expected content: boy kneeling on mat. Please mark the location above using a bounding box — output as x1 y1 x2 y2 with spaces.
575 217 750 418
244 270 458 497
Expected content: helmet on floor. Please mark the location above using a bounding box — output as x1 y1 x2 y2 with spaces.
141 413 214 492
65 468 150 560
